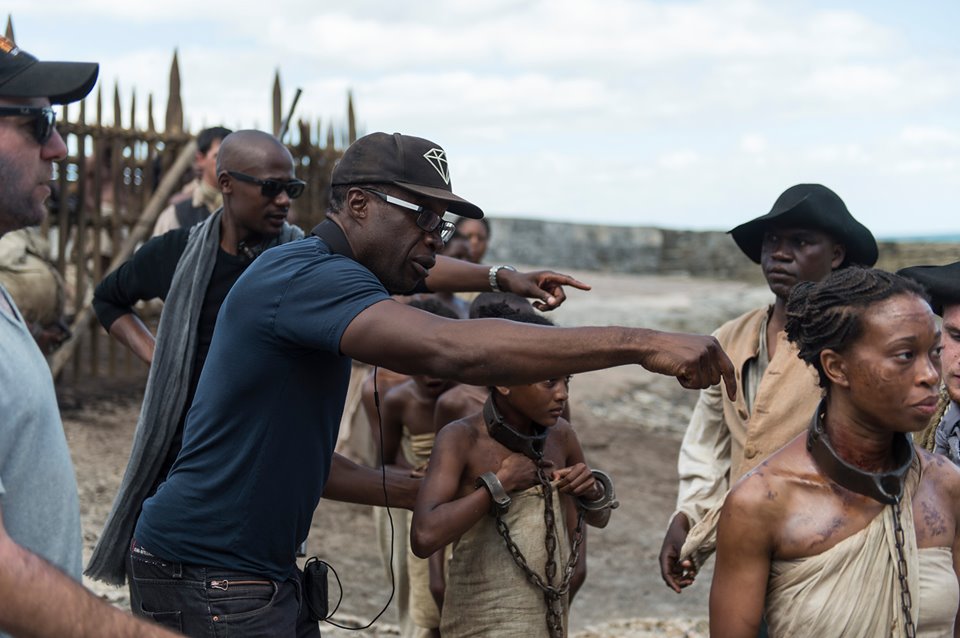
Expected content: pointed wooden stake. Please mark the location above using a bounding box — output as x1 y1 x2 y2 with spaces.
272 70 282 137
165 49 183 133
347 90 356 144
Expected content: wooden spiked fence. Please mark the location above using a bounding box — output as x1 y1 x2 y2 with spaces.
4 19 358 383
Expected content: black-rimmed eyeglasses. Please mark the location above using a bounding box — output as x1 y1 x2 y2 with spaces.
0 106 57 145
364 189 456 243
227 171 307 200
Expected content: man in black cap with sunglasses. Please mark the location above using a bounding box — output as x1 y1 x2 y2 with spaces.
122 130 736 637
660 183 879 597
899 261 960 465
0 36 178 638
87 130 600 596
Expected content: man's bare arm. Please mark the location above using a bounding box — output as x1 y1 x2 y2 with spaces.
107 313 156 365
0 510 179 638
423 256 590 311
322 452 419 510
342 301 737 399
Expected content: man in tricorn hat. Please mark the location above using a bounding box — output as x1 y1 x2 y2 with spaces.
898 261 960 464
659 183 879 594
0 35 176 638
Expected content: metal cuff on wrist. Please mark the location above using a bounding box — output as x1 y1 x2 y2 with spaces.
576 469 620 512
475 471 512 515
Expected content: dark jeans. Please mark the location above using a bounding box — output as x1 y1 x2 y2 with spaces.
128 540 320 638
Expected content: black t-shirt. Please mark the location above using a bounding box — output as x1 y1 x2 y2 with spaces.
93 229 252 482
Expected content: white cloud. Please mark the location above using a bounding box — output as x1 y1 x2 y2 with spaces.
740 134 767 154
658 150 702 170
6 0 959 236
899 125 960 146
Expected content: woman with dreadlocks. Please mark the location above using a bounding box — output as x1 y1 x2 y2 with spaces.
410 308 615 638
710 267 960 637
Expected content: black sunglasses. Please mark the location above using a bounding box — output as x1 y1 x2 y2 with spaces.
0 106 57 145
227 170 307 200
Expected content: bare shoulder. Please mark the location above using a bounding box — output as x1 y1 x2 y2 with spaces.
383 378 415 405
434 385 485 430
434 413 483 451
724 441 803 525
919 448 960 496
552 417 574 435
436 384 484 411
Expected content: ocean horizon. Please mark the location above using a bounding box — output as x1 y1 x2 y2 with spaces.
880 233 960 243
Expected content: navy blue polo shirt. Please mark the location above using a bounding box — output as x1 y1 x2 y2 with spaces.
135 236 390 580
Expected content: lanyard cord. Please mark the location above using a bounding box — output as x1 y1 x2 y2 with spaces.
321 366 396 630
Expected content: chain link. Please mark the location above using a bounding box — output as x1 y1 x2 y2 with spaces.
891 500 916 638
494 459 585 638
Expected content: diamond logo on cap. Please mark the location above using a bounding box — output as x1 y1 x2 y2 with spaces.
423 148 450 185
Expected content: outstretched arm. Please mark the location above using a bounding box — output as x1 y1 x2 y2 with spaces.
423 256 590 311
0 509 179 638
342 301 737 398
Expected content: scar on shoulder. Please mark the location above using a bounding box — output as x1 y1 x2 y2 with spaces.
813 516 844 545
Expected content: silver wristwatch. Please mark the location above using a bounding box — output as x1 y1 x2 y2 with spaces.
488 265 517 292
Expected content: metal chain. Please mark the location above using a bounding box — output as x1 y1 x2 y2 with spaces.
494 459 585 638
892 500 916 638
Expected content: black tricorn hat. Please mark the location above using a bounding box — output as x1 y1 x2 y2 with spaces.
897 261 960 315
729 184 878 267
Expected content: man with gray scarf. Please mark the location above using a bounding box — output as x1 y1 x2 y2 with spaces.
899 261 960 463
88 130 420 590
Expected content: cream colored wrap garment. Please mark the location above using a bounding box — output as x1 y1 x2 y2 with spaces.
764 458 957 637
441 482 572 638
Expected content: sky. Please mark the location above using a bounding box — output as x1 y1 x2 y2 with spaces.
9 1 960 238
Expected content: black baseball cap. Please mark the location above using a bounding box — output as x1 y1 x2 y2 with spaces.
0 36 98 104
331 132 483 219
897 261 960 316
729 184 878 267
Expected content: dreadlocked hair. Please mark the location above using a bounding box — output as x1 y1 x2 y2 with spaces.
784 266 929 388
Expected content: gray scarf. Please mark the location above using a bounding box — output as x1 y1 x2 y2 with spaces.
85 210 303 584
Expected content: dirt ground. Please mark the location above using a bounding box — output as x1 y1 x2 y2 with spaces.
59 269 773 637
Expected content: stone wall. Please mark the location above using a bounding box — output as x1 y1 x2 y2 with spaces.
484 217 960 282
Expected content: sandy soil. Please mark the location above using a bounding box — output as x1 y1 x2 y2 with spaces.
59 269 773 637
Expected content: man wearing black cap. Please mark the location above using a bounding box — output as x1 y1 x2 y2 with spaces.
659 183 879 594
0 36 177 638
899 261 960 465
127 131 737 636
85 129 609 593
